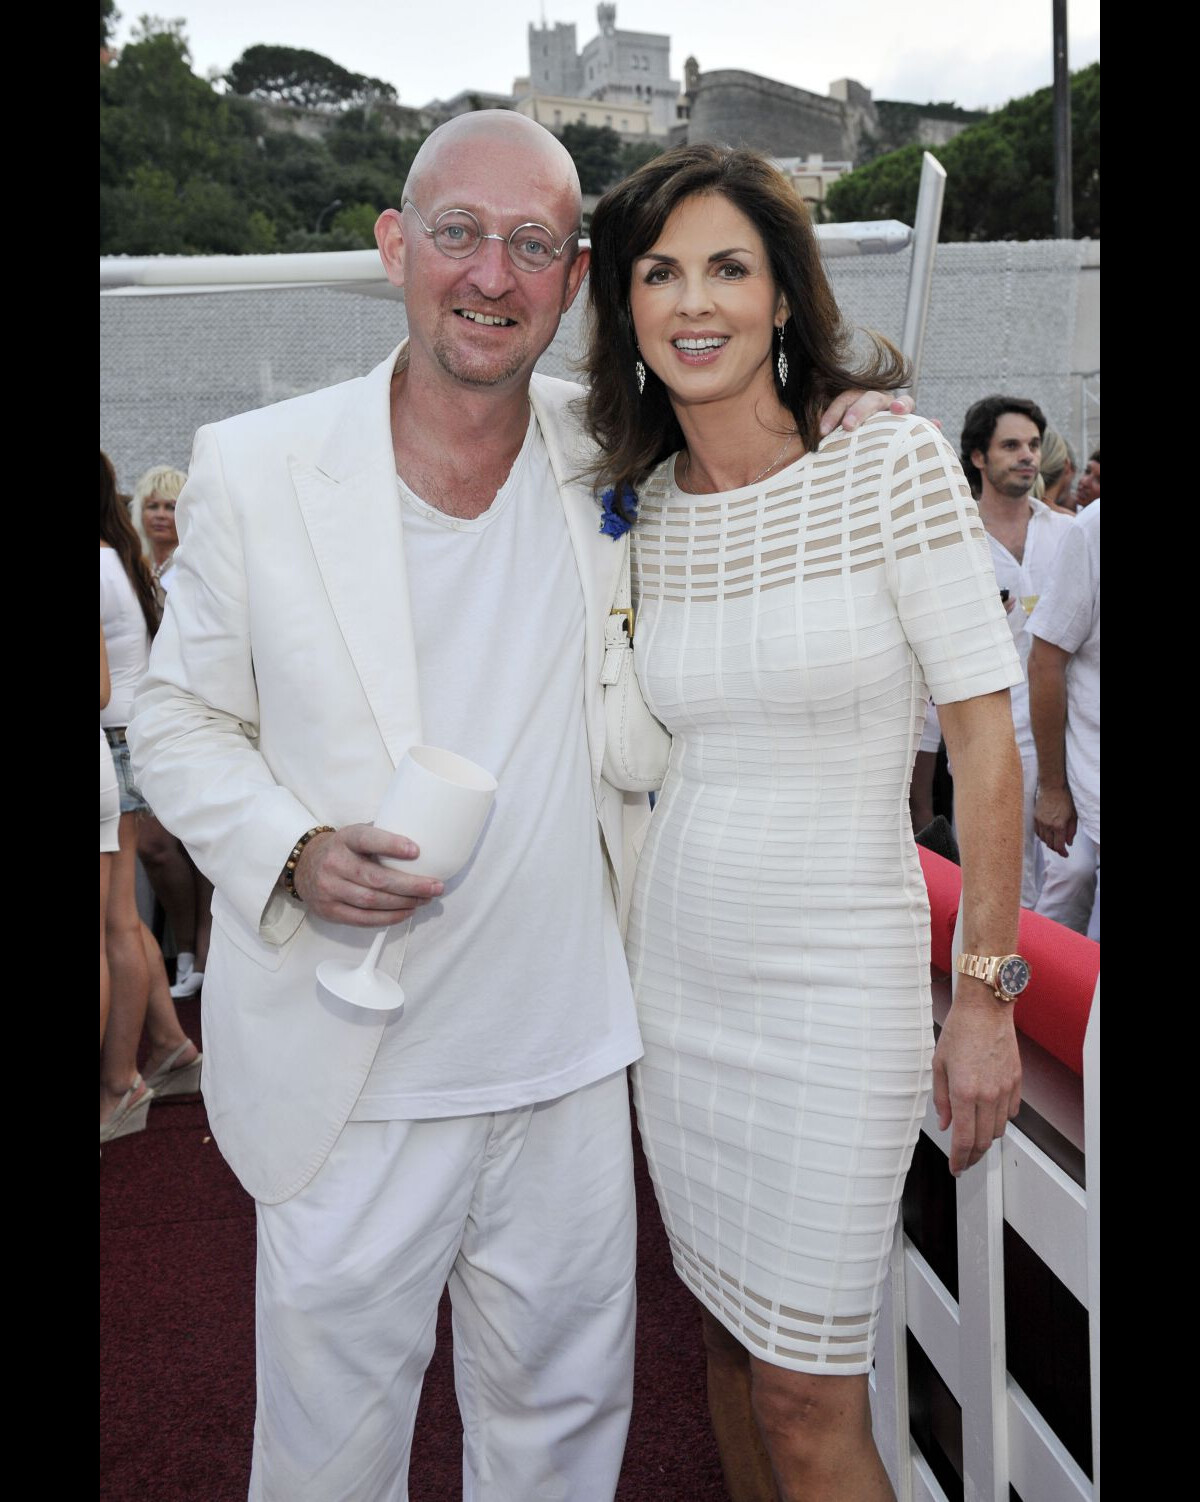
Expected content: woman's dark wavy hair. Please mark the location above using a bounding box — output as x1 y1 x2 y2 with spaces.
100 450 160 639
583 143 910 502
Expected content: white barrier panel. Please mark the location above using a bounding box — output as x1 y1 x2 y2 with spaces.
871 908 1099 1502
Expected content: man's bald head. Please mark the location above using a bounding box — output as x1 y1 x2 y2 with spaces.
375 109 590 393
403 111 582 231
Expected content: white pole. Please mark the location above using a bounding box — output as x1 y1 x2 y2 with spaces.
899 153 948 402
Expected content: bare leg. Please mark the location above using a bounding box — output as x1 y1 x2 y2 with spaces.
750 1360 895 1502
100 852 113 1047
137 815 196 953
101 814 151 1121
140 923 199 1078
700 1307 779 1502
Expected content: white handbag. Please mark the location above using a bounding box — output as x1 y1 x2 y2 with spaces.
600 532 672 792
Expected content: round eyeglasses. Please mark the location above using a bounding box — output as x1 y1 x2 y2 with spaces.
402 200 580 273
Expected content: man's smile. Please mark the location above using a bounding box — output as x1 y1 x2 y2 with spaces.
455 309 517 326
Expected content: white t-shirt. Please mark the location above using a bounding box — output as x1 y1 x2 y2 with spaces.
350 413 642 1120
1028 500 1100 843
99 546 151 728
985 497 1077 757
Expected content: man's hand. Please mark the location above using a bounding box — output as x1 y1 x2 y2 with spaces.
293 824 444 926
1034 784 1077 858
819 389 916 437
932 980 1022 1176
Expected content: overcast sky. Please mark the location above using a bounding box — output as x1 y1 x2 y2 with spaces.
113 2 1100 115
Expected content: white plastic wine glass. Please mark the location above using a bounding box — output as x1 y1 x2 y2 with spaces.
315 745 498 1012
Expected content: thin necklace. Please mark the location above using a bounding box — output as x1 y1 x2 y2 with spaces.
678 429 800 493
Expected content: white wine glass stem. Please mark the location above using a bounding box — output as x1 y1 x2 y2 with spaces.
357 928 389 976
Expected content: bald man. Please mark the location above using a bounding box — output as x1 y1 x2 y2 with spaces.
130 112 903 1501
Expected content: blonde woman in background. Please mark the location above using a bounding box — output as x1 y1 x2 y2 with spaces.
1035 429 1077 514
131 464 186 591
130 465 213 999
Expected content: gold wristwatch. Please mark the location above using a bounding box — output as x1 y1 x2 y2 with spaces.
955 952 1032 1003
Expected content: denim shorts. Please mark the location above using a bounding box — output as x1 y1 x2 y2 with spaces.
104 729 151 816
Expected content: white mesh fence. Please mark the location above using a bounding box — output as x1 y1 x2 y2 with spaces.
100 239 1092 489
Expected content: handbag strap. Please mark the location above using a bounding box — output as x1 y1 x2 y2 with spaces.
612 530 632 616
601 534 634 686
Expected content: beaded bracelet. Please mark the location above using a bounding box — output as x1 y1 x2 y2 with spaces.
281 825 335 901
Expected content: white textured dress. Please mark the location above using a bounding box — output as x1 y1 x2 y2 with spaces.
626 414 1022 1372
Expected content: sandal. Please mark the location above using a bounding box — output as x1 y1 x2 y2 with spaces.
142 1040 203 1100
99 1075 154 1144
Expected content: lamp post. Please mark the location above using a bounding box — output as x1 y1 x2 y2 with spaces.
315 198 343 235
1052 0 1073 238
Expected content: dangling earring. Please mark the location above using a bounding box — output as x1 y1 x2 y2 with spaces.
635 357 646 395
776 324 789 388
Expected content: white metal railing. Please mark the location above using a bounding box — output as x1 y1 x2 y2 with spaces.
870 908 1100 1501
97 216 919 295
1076 370 1100 461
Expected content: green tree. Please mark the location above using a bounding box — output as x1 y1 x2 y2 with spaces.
99 20 424 255
100 0 119 48
227 44 397 111
331 201 380 245
100 19 271 253
102 23 247 188
618 140 664 179
558 122 624 194
825 63 1100 240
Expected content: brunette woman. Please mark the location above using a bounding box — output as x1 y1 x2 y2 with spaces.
585 148 1028 1501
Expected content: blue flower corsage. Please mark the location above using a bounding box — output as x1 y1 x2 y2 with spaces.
599 483 638 539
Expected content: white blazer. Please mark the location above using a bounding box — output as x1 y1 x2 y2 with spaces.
129 343 651 1203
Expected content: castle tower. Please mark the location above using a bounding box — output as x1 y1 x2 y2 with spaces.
528 20 583 96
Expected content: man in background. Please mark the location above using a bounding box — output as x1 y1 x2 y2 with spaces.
960 394 1076 908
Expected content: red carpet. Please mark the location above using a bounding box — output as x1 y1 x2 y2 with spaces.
100 997 728 1500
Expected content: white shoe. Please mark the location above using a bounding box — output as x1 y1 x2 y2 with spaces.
170 952 204 998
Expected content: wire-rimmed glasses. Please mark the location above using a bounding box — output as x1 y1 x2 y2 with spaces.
401 200 580 273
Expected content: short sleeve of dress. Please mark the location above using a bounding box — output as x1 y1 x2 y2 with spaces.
878 416 1023 706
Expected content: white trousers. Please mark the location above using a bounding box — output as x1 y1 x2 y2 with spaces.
249 1071 637 1502
1036 828 1100 940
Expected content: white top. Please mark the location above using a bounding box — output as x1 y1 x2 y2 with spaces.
1028 500 1100 843
99 546 150 727
350 414 641 1120
984 497 1076 757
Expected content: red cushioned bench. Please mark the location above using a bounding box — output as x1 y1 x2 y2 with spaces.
918 845 1100 1078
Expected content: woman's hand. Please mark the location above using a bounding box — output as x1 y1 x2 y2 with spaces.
932 980 1022 1175
818 389 916 436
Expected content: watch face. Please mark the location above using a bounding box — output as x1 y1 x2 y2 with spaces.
998 956 1031 998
